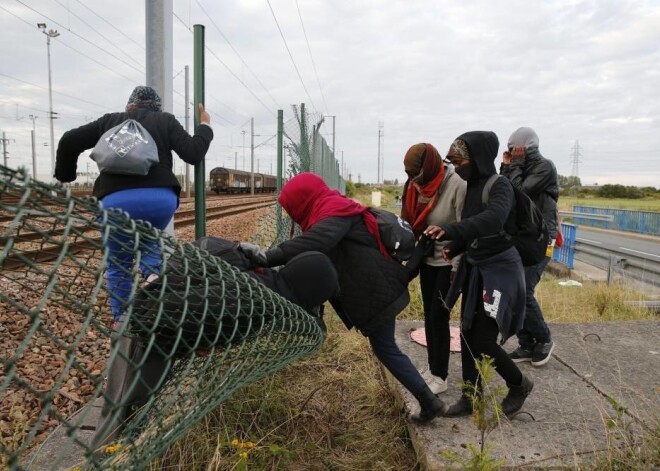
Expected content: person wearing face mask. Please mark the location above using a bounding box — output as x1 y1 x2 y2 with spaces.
400 143 466 395
424 132 533 418
501 127 559 367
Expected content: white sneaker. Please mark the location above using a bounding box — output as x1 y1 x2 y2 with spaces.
421 369 448 394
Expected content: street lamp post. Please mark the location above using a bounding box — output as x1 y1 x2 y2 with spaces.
241 130 246 170
37 23 59 180
29 114 38 179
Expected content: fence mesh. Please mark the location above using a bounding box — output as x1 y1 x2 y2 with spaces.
284 104 344 192
0 164 324 470
0 103 343 469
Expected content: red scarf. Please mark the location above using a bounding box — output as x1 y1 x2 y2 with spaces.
400 144 445 235
278 173 390 258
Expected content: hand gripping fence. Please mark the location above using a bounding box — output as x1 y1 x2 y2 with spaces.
0 165 325 470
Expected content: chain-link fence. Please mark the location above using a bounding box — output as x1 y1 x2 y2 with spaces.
1 101 344 469
0 164 326 470
284 104 345 193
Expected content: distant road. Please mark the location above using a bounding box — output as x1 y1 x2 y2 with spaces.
576 227 660 263
574 226 660 294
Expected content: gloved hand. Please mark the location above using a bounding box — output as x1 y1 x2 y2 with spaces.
238 242 267 266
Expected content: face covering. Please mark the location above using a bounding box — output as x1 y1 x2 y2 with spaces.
455 162 474 181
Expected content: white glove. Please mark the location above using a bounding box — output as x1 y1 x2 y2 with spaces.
238 242 267 266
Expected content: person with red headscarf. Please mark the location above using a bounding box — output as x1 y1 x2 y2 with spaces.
401 143 466 395
240 172 447 423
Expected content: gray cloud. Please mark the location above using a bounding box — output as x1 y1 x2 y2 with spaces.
0 0 658 187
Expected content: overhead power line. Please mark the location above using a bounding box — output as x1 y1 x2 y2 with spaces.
16 0 145 74
172 10 275 120
195 0 280 109
57 40 139 84
266 0 317 113
0 72 108 110
204 46 276 118
295 0 328 114
54 0 143 69
73 0 145 51
2 4 140 84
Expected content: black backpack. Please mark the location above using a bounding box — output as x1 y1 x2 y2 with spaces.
482 175 549 267
368 207 416 261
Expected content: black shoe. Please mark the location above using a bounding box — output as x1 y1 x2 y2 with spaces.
410 388 447 424
501 374 534 417
509 346 533 363
443 395 473 417
531 341 554 367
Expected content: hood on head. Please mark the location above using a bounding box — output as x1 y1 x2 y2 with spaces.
507 127 539 151
455 131 499 179
278 172 328 225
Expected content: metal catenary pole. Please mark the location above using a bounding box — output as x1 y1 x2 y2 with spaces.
250 117 255 195
185 65 191 198
276 109 283 234
194 24 206 238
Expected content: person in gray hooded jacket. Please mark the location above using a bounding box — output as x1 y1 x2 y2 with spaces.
500 127 559 367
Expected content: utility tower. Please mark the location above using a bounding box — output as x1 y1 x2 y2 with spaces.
377 121 384 184
1 132 11 167
570 140 583 177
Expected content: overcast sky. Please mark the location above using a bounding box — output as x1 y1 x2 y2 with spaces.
1 0 659 187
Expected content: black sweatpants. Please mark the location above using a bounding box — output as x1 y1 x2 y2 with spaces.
419 264 452 380
460 306 523 390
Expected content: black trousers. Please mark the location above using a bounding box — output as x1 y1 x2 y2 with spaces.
419 264 452 380
460 306 523 390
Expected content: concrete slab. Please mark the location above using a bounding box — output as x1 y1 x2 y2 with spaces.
26 398 102 471
26 320 659 470
393 320 660 469
551 321 660 424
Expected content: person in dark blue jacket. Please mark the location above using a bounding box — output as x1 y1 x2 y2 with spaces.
55 86 213 324
425 131 533 417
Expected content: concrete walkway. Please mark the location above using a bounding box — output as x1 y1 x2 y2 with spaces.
27 258 657 469
394 319 660 469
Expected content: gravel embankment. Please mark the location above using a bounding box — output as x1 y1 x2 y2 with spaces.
0 207 270 462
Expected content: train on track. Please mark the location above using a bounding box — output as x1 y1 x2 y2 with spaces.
209 167 278 194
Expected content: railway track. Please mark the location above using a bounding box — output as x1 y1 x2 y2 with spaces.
0 193 273 223
0 196 276 269
0 190 271 206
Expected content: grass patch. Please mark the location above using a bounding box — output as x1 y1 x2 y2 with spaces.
535 275 655 323
559 197 660 212
150 314 418 471
148 266 657 469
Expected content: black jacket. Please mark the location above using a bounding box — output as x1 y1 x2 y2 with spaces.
265 215 410 336
500 148 559 238
441 131 517 263
440 131 525 338
55 108 213 200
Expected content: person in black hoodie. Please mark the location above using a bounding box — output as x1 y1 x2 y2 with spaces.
424 131 533 417
55 86 213 323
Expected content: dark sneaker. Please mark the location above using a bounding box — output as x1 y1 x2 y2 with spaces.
531 341 555 367
509 346 533 363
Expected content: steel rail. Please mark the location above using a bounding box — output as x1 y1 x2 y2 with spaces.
0 199 275 270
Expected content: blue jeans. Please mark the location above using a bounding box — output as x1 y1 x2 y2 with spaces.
368 317 427 396
101 187 177 321
517 257 552 349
